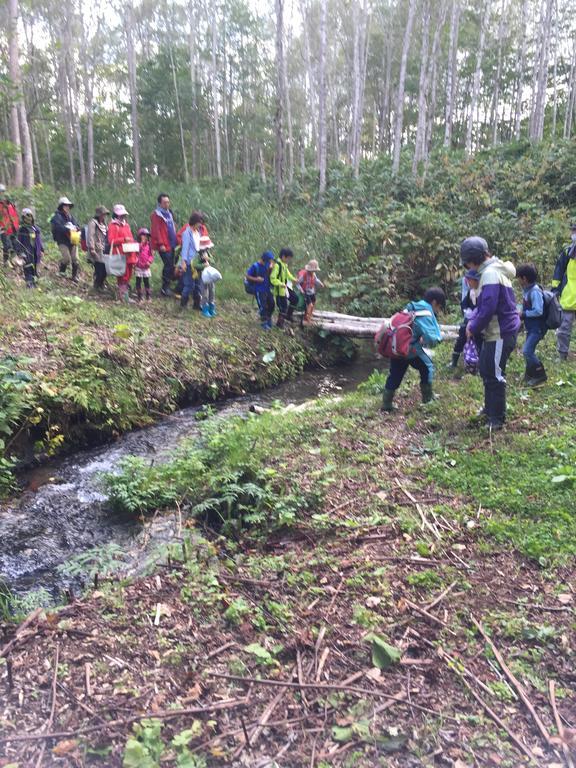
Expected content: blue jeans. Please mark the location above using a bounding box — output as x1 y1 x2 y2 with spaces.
181 263 195 305
523 330 544 367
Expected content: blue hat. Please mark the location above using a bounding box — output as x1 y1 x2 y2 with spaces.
460 236 488 265
262 251 275 262
464 268 480 280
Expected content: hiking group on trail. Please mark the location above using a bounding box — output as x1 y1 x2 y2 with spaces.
1 186 575 424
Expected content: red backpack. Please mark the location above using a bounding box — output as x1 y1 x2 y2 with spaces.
375 309 430 358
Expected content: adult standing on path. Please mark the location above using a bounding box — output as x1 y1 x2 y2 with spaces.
50 196 81 282
87 205 110 291
551 222 576 360
150 193 177 296
461 236 520 431
179 211 203 309
0 185 19 265
108 204 137 303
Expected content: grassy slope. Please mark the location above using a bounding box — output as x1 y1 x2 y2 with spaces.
1 337 574 766
0 245 328 490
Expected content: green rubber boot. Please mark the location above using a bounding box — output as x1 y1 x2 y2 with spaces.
420 382 434 404
381 389 395 412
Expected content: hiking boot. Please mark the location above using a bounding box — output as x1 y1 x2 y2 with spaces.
420 382 434 404
487 420 504 431
161 287 174 297
526 365 547 388
447 353 460 369
146 291 152 301
276 314 286 329
71 264 80 283
58 263 67 276
136 289 143 303
381 389 396 412
469 407 488 425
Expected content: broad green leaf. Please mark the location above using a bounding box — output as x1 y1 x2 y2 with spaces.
368 634 401 669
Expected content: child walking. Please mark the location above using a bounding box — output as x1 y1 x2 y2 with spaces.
517 263 547 387
194 248 218 317
297 259 324 323
270 248 298 327
15 208 44 288
135 227 153 301
381 287 446 412
449 269 481 368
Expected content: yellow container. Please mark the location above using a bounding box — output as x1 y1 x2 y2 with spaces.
70 230 81 246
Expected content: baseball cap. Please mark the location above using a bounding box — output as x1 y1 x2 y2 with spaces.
460 236 489 265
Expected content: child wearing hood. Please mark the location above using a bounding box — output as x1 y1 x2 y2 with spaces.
16 208 44 288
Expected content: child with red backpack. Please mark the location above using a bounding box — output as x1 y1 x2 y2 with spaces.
377 287 446 412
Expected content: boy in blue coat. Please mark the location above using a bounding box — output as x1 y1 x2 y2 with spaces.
382 287 446 412
516 263 547 387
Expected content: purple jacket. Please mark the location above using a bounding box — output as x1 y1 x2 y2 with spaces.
467 257 520 342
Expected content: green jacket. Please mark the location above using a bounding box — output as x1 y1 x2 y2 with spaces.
270 260 296 298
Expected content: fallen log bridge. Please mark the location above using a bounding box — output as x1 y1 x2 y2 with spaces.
306 310 460 339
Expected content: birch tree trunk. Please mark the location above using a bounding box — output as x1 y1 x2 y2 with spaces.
7 0 24 187
530 0 553 141
299 0 317 157
443 0 460 147
318 0 328 201
412 0 431 174
392 0 417 174
490 0 507 146
274 0 285 198
351 0 369 178
513 0 529 139
465 0 488 156
281 21 294 185
551 0 558 139
188 1 199 179
126 1 141 186
169 42 189 183
564 35 576 139
211 13 222 180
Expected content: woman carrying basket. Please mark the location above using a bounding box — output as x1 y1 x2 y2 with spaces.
108 204 138 303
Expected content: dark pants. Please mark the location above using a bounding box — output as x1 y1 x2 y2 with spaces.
181 263 195 306
23 260 38 286
276 289 298 322
2 233 14 263
160 249 175 292
454 322 484 355
256 291 275 322
479 335 516 425
93 261 107 289
385 354 433 391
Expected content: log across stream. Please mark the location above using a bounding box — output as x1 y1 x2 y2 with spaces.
306 310 460 338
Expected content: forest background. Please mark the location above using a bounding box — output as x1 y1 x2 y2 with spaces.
1 0 576 312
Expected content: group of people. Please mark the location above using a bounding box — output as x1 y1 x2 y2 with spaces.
382 225 576 431
245 249 324 329
0 190 221 316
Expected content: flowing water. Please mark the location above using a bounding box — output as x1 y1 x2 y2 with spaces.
0 357 381 602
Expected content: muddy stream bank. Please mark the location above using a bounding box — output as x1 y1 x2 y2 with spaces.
0 356 381 603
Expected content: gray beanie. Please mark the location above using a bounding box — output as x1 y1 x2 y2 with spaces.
460 236 489 265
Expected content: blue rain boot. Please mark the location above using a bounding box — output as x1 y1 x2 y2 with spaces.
209 302 217 317
201 305 212 318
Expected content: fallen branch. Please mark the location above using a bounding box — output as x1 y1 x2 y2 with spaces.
395 479 441 540
403 598 457 636
35 642 60 768
450 662 534 761
472 616 552 746
549 680 575 768
0 698 247 745
0 608 44 658
425 581 457 612
206 671 455 719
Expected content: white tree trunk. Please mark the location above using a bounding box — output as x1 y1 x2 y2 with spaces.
443 0 460 148
211 14 222 180
318 0 328 201
465 0 488 156
126 1 141 186
563 35 576 139
490 0 507 146
412 0 431 174
274 0 285 197
392 0 417 174
7 0 24 187
513 0 529 139
530 0 553 141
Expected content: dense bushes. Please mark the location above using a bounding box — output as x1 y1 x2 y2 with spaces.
10 139 576 313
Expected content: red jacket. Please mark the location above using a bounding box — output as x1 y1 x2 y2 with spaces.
150 209 175 252
108 219 137 261
0 201 19 235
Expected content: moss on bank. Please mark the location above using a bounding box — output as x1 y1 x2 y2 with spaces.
0 263 342 493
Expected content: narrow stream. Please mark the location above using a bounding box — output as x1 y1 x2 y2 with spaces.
0 357 381 602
